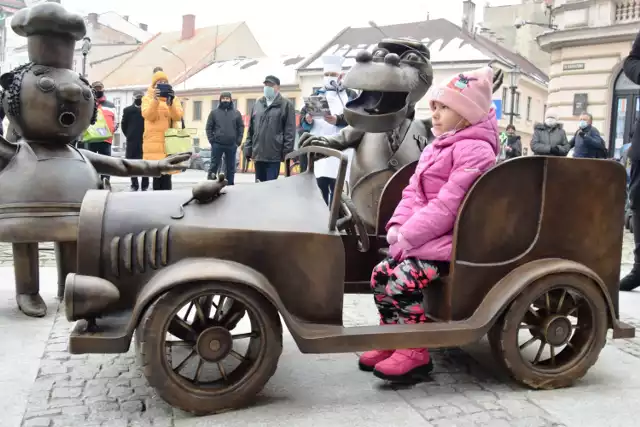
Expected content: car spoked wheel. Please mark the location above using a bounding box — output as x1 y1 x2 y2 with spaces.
137 282 282 415
167 296 247 342
488 273 607 389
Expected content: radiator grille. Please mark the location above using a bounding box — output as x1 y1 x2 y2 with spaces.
109 226 170 276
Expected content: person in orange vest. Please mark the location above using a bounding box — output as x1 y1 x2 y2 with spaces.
87 81 117 184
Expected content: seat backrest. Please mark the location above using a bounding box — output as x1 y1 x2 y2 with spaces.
375 161 417 235
437 156 626 320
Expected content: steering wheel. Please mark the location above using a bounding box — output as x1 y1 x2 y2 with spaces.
336 194 370 252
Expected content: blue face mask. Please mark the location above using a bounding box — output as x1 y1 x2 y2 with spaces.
264 86 275 100
578 120 588 129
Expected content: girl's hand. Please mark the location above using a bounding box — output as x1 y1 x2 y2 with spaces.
387 225 400 245
154 88 161 99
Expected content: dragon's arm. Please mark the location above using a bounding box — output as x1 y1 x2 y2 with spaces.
323 126 366 150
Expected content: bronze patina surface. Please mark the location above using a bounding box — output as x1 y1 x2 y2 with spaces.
0 2 189 318
64 145 632 414
299 38 504 233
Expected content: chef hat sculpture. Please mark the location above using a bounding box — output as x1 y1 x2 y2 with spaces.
322 55 345 74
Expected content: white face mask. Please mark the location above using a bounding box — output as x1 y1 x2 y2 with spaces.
545 118 557 127
324 76 339 90
432 118 464 139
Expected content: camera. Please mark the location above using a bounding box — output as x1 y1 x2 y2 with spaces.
513 18 526 29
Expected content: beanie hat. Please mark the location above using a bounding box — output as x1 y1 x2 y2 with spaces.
544 107 558 119
429 66 494 125
220 91 232 99
151 71 169 86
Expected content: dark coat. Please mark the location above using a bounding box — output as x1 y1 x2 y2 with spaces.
244 93 296 162
505 135 522 159
205 101 244 147
624 29 640 161
569 126 607 159
531 123 571 156
121 103 145 159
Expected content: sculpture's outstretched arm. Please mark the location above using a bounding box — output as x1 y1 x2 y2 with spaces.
81 149 190 176
0 135 17 168
299 125 366 151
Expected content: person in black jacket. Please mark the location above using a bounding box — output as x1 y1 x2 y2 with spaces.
205 91 244 184
620 30 640 291
121 91 147 191
504 124 522 159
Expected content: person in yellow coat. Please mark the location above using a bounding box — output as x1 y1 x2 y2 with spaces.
142 71 184 190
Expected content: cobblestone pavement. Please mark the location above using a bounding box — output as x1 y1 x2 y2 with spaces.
8 224 639 426
21 300 568 427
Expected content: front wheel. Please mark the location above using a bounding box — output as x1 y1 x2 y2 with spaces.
136 281 283 415
488 273 607 390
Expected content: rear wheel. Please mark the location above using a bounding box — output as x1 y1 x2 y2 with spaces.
136 281 282 415
488 273 608 389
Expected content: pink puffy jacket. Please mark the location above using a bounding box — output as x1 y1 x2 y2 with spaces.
387 109 499 261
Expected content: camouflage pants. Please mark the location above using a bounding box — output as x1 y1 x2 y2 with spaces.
371 257 440 324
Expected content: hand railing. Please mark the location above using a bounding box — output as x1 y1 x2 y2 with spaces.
284 147 348 232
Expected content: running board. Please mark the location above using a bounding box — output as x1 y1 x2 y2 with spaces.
284 316 490 354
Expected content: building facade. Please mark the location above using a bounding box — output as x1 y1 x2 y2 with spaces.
482 0 551 73
537 0 640 158
177 56 303 174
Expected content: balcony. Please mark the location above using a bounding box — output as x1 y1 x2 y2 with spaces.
615 0 640 23
537 0 640 51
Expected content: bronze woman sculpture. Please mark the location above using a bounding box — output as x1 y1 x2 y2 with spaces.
0 3 190 317
300 38 504 232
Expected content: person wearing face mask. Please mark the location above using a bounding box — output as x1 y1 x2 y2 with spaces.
205 92 245 184
530 108 570 157
568 112 607 159
244 75 296 182
121 91 147 191
86 81 117 183
299 55 358 204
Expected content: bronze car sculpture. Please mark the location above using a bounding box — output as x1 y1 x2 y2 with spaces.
0 3 189 318
64 144 635 415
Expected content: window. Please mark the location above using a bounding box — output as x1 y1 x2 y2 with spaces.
312 86 322 94
501 87 508 109
211 100 219 111
193 100 202 121
246 98 256 115
526 96 532 121
193 137 200 148
543 104 547 120
514 92 521 116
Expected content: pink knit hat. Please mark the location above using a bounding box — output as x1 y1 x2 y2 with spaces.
429 67 494 125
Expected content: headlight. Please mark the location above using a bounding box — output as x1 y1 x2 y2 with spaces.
64 274 120 321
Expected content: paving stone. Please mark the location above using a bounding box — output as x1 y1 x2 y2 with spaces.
20 280 575 427
51 386 83 399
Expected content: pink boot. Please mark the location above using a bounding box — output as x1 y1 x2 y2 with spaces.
373 348 433 383
358 350 393 371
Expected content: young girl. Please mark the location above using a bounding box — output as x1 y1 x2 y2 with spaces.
358 67 499 382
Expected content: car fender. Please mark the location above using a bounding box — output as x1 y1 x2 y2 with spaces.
476 258 618 331
125 257 285 335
